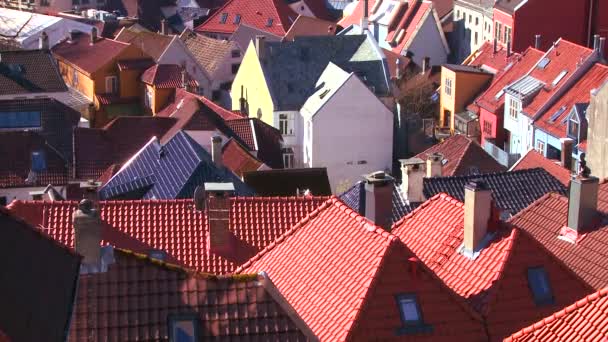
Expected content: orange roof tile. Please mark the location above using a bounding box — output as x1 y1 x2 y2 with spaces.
221 138 264 177
511 150 572 186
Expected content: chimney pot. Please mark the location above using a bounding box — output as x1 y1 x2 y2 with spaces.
567 176 599 232
363 171 395 230
73 199 102 267
463 180 493 258
560 138 574 170
361 0 369 32
599 37 606 60
426 152 443 177
421 57 429 74
211 135 223 168
534 34 541 49
399 158 426 203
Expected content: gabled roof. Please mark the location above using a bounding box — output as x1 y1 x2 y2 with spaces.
237 197 487 341
339 181 416 224
510 149 572 186
74 116 176 180
229 23 282 51
300 62 352 117
391 193 593 340
98 131 253 199
466 41 520 74
141 64 198 88
244 168 332 196
70 248 313 341
0 205 80 342
158 88 243 121
194 0 298 36
282 15 337 41
494 0 526 14
508 182 608 290
414 134 507 176
179 29 240 76
0 50 67 95
424 168 567 216
259 34 391 110
51 31 132 75
534 63 608 139
114 28 174 61
7 195 328 274
505 287 608 342
221 138 265 177
225 117 284 168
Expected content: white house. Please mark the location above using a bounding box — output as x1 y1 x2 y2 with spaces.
0 8 93 50
453 0 494 63
301 63 393 193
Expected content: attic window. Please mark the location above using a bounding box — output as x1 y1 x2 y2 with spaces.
266 18 273 27
551 70 568 87
395 294 433 335
219 12 228 23
319 89 331 99
537 57 551 69
527 267 554 306
168 314 199 342
233 14 241 24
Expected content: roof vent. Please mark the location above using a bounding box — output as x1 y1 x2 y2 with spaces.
537 57 550 69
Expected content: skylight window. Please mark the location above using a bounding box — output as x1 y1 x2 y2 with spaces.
233 14 241 24
219 12 228 24
527 267 554 306
395 294 433 335
169 314 199 342
266 18 273 27
537 57 551 69
494 89 505 100
549 105 567 123
552 70 568 87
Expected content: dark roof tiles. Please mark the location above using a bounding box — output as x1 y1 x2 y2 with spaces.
0 50 67 95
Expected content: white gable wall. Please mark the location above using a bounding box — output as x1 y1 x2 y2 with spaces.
404 10 448 66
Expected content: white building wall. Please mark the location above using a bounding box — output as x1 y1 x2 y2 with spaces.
504 94 534 155
404 12 448 66
273 110 302 166
0 185 67 203
453 3 491 62
310 77 393 194
20 18 93 49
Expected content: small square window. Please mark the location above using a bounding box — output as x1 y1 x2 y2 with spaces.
231 50 240 58
168 314 199 342
219 13 228 24
527 267 554 306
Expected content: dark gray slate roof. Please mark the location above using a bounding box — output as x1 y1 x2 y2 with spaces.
423 168 567 216
262 34 391 110
99 131 254 200
0 50 67 96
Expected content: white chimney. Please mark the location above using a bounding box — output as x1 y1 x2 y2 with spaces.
400 158 426 203
426 152 443 177
463 180 494 258
211 135 223 168
73 199 102 267
534 34 541 49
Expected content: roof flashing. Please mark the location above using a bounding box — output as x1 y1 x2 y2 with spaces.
459 232 496 260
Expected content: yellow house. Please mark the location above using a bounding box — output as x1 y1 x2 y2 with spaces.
438 64 493 133
52 30 150 127
230 39 275 125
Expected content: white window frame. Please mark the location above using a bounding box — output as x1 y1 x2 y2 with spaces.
278 113 295 136
509 97 520 120
444 78 452 97
105 76 118 94
283 149 294 169
535 140 545 154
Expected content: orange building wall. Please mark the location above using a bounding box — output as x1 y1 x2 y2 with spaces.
439 68 492 131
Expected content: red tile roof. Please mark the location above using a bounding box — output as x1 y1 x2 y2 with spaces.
520 40 595 118
508 183 608 290
141 64 198 89
534 63 608 138
415 134 506 176
51 32 132 75
475 48 544 113
466 41 520 73
222 138 264 177
505 287 608 342
511 149 572 186
194 0 298 36
283 15 337 41
70 248 312 341
158 88 243 121
238 197 487 341
391 193 593 340
6 196 328 274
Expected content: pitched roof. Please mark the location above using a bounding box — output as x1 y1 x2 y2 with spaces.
494 0 526 14
244 168 332 196
238 197 487 341
339 181 416 224
391 193 593 339
0 206 80 342
534 63 608 139
414 134 507 176
221 138 264 177
114 29 174 61
98 131 253 199
225 117 284 168
229 23 282 51
179 29 239 76
7 195 328 274
510 149 572 186
141 64 198 88
505 287 608 342
158 88 243 121
51 31 132 74
466 40 520 73
260 34 391 110
423 168 567 216
282 15 337 41
508 182 608 290
194 0 298 36
0 50 67 95
74 116 176 180
69 248 313 341
0 131 70 188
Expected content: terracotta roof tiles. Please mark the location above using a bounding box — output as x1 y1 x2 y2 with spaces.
141 64 198 89
179 29 239 76
114 29 173 61
221 138 264 177
510 149 572 186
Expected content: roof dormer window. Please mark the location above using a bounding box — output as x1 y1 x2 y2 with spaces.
219 12 228 24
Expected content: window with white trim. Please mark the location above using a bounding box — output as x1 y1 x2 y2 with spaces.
444 78 452 97
282 148 294 169
509 97 520 120
535 140 545 154
278 113 294 136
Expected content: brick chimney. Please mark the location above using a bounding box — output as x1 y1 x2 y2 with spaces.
205 182 235 256
426 152 443 177
255 36 266 61
73 199 102 267
567 176 599 232
363 171 395 230
39 31 49 50
400 158 426 203
560 138 573 170
211 135 223 168
463 180 494 258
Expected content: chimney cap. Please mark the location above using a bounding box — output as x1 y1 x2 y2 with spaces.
400 157 425 166
212 135 222 143
364 171 394 184
427 152 444 162
465 179 489 191
78 199 94 213
204 182 235 192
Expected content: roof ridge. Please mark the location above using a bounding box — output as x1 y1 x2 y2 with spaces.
236 197 397 274
391 192 462 230
505 287 608 341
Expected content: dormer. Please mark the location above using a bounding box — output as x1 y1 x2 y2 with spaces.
566 103 589 143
